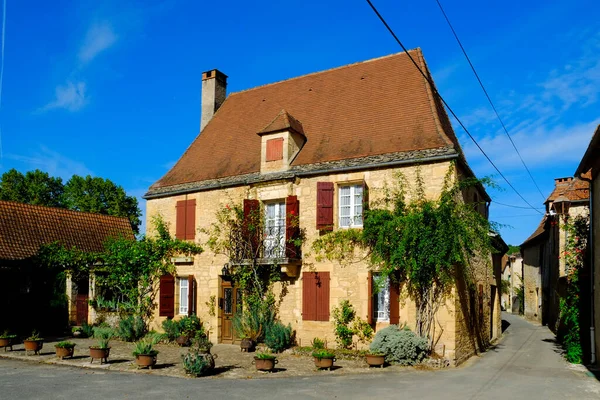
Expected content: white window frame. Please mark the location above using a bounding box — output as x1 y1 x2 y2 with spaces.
179 278 188 315
264 201 286 258
339 184 363 228
373 274 390 322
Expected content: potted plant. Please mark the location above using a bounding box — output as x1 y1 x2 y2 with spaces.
55 341 76 359
0 331 17 352
89 328 112 364
23 331 44 355
312 349 336 370
132 339 159 369
176 315 204 347
233 312 262 352
365 351 385 368
253 351 278 372
71 327 83 338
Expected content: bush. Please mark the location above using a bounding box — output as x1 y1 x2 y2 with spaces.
178 315 205 338
369 325 428 365
117 315 146 342
182 350 213 376
332 300 356 349
311 337 325 349
80 323 94 338
55 341 75 348
265 322 293 353
132 338 159 357
233 304 274 342
161 319 180 341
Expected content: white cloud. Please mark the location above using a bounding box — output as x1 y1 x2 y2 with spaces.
40 81 88 112
6 145 93 180
78 22 118 64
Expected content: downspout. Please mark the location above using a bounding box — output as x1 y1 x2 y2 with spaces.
580 174 596 364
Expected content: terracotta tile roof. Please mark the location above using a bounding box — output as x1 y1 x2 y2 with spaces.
521 216 548 248
545 177 589 204
259 109 305 137
0 200 134 261
149 49 461 193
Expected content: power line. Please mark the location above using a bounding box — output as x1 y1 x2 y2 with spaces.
364 0 543 215
434 0 546 201
491 200 545 210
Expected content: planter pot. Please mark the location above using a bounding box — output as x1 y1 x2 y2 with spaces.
135 354 157 369
313 356 336 370
55 346 75 359
89 347 110 364
23 340 44 355
365 354 385 368
0 338 14 352
176 335 190 347
253 357 277 372
240 338 255 352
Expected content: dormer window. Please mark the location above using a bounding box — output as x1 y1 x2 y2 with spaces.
266 138 284 162
257 109 306 174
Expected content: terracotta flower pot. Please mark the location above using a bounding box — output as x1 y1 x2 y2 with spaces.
55 346 75 359
89 347 110 364
253 357 277 372
176 335 190 347
240 338 255 352
313 356 336 370
0 337 14 351
365 354 385 368
23 340 44 355
135 354 157 369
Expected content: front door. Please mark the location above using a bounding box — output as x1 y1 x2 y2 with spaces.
76 294 88 325
220 281 242 343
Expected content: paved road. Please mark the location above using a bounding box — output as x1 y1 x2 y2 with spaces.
1 313 599 399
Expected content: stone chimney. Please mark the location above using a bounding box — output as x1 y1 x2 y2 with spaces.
201 69 227 131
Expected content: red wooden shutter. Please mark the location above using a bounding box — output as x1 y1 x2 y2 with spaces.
302 272 316 321
176 200 186 239
185 199 196 240
367 271 373 324
285 195 300 258
389 275 400 325
243 199 261 253
362 181 369 215
315 272 330 321
188 275 196 316
316 182 334 231
159 274 175 317
266 138 284 161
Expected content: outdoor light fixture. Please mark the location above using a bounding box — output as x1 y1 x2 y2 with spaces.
221 263 229 277
552 193 571 217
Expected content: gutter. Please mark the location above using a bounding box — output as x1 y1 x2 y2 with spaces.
579 173 596 365
143 152 459 200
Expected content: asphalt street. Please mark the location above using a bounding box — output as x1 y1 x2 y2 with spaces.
1 313 598 399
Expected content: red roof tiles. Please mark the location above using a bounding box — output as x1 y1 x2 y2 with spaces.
149 49 460 193
0 200 134 261
545 177 589 204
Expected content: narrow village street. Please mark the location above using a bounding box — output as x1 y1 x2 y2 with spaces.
1 313 598 399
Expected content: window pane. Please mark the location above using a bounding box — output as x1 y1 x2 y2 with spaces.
373 274 390 321
179 278 188 315
224 288 232 314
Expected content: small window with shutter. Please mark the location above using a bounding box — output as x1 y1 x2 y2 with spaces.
266 138 284 162
176 199 196 240
302 271 330 321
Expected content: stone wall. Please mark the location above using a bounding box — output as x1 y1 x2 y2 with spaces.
522 243 542 323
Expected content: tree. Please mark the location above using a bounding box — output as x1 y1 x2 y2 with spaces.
63 175 142 234
0 169 64 207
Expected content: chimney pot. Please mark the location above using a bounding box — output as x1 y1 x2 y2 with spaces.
201 69 228 131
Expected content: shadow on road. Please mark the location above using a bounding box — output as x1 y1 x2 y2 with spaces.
541 338 565 355
501 319 511 333
585 365 600 382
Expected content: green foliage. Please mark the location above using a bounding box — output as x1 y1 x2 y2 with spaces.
80 323 94 338
352 317 374 345
93 326 114 349
507 244 521 255
191 332 213 353
0 169 141 233
132 337 159 357
117 315 147 342
558 216 588 364
161 319 180 341
514 284 525 314
369 325 428 365
332 300 356 349
500 279 510 296
55 341 76 348
255 351 277 360
26 330 43 341
182 350 212 376
233 302 275 342
265 322 293 353
312 165 495 340
312 349 335 359
311 337 325 349
0 331 17 339
178 315 205 338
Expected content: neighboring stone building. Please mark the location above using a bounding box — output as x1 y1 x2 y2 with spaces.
501 253 523 312
521 177 589 329
144 50 506 365
0 200 134 332
575 123 600 367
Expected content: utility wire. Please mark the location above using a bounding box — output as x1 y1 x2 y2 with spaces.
492 200 545 210
434 0 546 201
364 0 543 215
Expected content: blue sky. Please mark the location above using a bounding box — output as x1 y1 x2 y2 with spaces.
0 0 598 245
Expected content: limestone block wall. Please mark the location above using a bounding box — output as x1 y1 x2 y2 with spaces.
522 244 542 323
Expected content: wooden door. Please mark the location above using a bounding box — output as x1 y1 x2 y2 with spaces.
220 281 242 343
76 294 88 326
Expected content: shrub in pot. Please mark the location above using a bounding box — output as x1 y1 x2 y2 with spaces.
264 322 293 353
55 341 76 359
365 350 385 368
182 336 216 377
369 325 428 365
23 331 44 355
0 331 17 352
132 339 159 369
253 351 278 372
117 315 146 342
312 349 336 370
89 327 113 364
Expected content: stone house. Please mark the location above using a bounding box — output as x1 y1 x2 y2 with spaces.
501 253 523 312
574 123 600 366
144 50 506 365
521 177 589 329
0 200 134 333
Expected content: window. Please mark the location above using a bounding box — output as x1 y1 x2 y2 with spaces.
264 201 286 258
179 278 188 315
373 274 390 322
339 184 363 227
176 199 196 240
302 272 330 321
